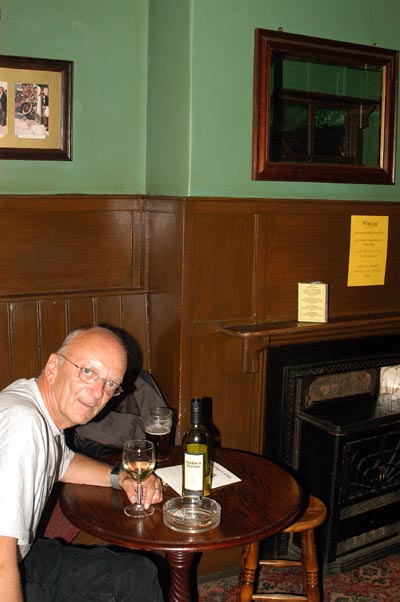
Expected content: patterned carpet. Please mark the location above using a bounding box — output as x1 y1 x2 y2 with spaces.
198 552 400 602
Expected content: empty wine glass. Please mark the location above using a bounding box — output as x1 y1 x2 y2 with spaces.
122 439 156 518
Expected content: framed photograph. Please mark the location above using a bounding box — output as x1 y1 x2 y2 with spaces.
0 55 73 160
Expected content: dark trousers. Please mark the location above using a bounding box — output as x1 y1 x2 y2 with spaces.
22 538 164 602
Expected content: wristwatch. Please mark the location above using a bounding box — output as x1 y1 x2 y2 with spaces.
110 461 123 489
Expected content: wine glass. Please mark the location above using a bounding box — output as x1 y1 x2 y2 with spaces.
122 439 156 518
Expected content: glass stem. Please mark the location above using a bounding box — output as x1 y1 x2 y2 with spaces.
136 481 142 507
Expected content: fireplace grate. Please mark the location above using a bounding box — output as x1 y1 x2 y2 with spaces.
337 522 400 556
265 336 400 572
340 490 400 519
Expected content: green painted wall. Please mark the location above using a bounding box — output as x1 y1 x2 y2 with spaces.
1 0 399 200
146 0 191 196
184 0 400 199
0 0 148 194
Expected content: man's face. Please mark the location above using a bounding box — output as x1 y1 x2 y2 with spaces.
46 330 127 430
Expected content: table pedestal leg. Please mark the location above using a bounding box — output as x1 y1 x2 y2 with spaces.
165 550 196 602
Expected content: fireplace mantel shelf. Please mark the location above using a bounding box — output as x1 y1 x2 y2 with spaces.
221 313 400 373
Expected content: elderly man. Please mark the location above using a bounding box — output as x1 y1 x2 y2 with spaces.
0 326 164 602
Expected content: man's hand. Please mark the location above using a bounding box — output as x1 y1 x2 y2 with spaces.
121 472 163 509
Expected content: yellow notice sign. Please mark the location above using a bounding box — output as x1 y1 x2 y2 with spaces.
347 215 388 287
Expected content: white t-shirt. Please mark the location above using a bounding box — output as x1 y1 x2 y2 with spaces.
0 378 74 561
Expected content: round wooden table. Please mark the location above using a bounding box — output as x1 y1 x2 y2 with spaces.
60 447 304 602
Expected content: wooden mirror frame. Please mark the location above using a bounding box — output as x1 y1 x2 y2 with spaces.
252 29 399 184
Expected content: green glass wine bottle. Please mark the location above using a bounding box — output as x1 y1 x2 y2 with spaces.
182 398 211 496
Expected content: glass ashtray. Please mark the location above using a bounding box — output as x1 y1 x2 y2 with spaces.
163 496 221 533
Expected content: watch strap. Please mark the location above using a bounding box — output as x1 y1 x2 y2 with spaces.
110 461 123 489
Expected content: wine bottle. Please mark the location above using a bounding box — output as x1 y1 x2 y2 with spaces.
182 397 211 496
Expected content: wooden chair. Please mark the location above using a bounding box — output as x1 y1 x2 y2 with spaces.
237 495 327 602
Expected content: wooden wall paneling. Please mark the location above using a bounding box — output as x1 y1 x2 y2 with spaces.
132 210 144 289
178 202 267 443
265 211 347 321
67 297 96 330
146 201 183 415
9 300 40 380
253 212 269 321
0 195 142 213
263 200 400 321
120 294 149 371
0 211 134 296
0 302 12 389
38 299 69 365
95 295 122 329
191 212 257 322
3 194 400 455
96 293 150 374
64 293 150 364
190 331 259 452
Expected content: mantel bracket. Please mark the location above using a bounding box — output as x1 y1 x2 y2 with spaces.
241 336 271 373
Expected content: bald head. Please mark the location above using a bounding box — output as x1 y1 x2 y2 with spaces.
58 326 127 358
39 326 128 429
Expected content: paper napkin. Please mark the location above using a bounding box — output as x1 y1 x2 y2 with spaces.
155 462 241 495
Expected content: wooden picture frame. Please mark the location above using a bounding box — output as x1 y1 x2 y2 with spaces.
0 55 73 160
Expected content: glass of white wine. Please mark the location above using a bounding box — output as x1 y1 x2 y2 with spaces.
122 439 156 518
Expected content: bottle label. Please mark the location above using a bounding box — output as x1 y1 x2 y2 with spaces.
184 452 204 492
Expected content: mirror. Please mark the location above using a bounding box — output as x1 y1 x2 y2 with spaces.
252 29 398 184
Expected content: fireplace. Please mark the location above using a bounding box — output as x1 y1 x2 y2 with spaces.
264 334 400 573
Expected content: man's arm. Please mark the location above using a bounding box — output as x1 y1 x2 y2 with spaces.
61 452 162 508
61 452 117 487
0 535 24 602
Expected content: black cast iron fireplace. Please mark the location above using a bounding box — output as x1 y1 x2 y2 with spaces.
264 334 400 573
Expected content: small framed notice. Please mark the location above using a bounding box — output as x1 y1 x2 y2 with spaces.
298 282 328 323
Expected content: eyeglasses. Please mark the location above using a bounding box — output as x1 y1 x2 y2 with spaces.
58 354 123 397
